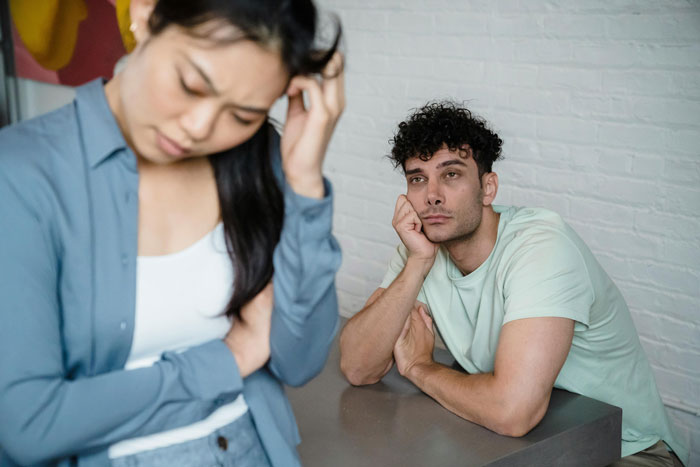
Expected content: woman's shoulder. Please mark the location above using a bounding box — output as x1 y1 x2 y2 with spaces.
0 103 82 212
0 103 82 174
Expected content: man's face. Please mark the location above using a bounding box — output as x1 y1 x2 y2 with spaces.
404 146 485 244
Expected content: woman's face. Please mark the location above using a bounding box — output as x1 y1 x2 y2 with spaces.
112 22 289 164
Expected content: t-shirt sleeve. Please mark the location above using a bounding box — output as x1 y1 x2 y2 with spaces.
379 244 428 305
502 230 594 330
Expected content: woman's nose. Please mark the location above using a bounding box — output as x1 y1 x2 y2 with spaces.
180 101 219 142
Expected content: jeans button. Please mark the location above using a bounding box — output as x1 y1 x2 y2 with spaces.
217 435 228 451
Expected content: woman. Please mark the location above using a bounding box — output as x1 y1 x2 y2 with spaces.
0 0 343 465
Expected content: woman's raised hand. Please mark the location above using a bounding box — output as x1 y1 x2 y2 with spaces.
280 51 345 199
224 282 274 378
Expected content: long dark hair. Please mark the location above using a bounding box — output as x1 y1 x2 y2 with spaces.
147 0 341 318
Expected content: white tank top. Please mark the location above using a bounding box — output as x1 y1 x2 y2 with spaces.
108 223 248 458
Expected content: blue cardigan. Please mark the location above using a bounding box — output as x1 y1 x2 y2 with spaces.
0 79 341 466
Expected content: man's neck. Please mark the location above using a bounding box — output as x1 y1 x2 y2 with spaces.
444 207 500 276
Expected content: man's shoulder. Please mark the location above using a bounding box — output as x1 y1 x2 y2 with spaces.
497 206 590 270
500 205 580 247
503 206 568 232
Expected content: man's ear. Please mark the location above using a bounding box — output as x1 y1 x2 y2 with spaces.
129 0 157 45
482 172 498 206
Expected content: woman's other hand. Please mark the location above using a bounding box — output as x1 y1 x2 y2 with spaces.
224 282 274 378
281 51 345 199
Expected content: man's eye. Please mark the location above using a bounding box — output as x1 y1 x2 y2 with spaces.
446 172 458 178
410 177 424 183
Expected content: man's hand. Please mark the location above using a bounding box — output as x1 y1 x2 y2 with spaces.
392 195 438 275
393 305 435 380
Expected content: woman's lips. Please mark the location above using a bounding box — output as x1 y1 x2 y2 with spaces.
156 130 189 157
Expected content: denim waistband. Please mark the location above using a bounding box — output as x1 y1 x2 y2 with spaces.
110 411 271 467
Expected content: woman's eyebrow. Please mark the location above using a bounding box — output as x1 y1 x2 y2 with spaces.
184 54 269 114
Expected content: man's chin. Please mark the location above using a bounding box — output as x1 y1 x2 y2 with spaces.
423 227 449 244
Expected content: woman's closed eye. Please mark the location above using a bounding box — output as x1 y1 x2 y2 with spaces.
179 74 205 97
231 112 255 125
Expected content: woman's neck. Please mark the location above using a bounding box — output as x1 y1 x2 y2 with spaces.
103 73 136 153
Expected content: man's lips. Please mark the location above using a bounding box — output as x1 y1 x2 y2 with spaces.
422 214 451 224
156 131 190 157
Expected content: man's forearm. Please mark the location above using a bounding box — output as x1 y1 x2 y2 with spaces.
340 257 430 385
406 362 548 437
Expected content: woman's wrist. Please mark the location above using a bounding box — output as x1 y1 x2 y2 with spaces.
285 173 324 199
223 335 256 379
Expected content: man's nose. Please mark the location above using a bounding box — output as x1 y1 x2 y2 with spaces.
427 180 443 206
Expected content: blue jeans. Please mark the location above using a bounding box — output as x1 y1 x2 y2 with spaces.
110 412 271 467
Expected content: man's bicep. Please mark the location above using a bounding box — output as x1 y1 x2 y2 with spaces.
494 317 574 407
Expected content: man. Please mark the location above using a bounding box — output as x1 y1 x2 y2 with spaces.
339 101 687 466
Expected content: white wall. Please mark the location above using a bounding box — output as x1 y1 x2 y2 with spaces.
317 0 700 463
17 78 75 120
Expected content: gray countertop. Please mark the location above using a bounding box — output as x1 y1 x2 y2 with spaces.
287 327 621 466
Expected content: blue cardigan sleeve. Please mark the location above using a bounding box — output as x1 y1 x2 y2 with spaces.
269 181 342 387
267 131 342 387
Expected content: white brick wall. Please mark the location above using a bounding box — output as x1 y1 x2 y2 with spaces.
318 0 700 463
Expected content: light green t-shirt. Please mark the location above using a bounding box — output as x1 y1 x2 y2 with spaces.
380 205 687 464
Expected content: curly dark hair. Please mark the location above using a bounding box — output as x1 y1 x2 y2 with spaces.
389 101 503 179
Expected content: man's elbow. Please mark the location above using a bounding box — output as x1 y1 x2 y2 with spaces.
339 358 383 386
492 417 536 438
338 330 383 386
490 403 547 438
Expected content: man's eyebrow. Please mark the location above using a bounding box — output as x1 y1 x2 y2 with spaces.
436 159 468 169
185 55 269 115
405 158 468 175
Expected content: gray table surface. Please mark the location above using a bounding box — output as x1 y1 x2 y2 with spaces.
287 328 622 467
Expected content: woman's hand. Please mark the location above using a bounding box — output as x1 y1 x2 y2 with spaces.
224 282 274 378
280 52 345 199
